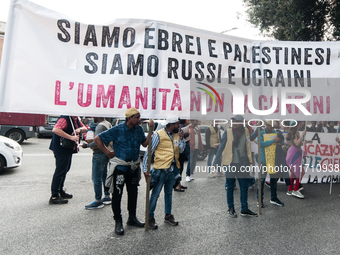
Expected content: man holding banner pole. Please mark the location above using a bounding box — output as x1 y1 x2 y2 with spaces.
142 115 185 229
94 107 153 236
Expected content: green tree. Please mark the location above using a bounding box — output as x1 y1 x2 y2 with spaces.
243 0 333 41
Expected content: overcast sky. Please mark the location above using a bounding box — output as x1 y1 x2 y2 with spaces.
0 0 268 40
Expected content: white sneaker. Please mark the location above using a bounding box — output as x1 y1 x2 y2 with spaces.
190 175 195 180
292 190 304 199
186 176 191 182
208 172 216 178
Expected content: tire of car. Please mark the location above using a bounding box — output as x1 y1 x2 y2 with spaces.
0 155 5 173
197 146 208 161
6 129 25 144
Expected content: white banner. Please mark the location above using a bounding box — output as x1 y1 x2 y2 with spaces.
302 132 340 184
1 0 340 119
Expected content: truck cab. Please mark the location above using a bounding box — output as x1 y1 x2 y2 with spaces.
0 112 45 144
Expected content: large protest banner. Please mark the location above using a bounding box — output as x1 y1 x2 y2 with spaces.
1 0 340 120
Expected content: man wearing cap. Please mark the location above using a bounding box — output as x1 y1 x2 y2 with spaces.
94 107 153 235
214 115 258 218
142 115 185 229
256 120 285 208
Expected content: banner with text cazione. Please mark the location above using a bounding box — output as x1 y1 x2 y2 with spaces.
1 0 340 119
303 132 340 183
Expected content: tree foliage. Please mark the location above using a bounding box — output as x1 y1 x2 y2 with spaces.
243 0 340 41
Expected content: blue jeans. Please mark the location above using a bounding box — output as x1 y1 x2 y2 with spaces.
149 168 174 218
92 152 110 200
51 152 73 197
226 177 249 212
225 163 254 211
257 177 278 200
186 149 199 176
207 148 217 172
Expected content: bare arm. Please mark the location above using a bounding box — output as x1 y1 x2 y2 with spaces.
94 135 115 158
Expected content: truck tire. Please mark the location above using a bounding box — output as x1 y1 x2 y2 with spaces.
6 129 25 144
0 155 5 173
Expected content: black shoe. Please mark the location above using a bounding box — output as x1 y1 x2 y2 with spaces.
164 214 178 226
228 207 237 218
270 198 284 206
241 209 258 217
49 196 68 204
115 219 124 235
298 183 304 191
60 191 73 199
126 216 145 228
257 201 265 208
148 217 158 229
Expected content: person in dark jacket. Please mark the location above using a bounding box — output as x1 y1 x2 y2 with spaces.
306 121 317 132
49 116 86 204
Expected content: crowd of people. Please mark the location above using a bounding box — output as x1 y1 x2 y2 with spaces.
47 112 339 235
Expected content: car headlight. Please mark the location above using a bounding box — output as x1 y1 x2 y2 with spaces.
4 142 21 151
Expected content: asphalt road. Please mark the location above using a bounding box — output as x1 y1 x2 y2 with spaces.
1 136 340 255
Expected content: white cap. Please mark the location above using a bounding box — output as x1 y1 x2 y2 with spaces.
163 115 179 125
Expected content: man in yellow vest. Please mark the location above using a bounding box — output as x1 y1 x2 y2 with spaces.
214 115 257 218
205 122 221 178
142 115 185 229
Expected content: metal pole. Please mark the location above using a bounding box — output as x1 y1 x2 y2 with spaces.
145 120 153 231
300 121 307 186
257 126 262 215
330 127 339 195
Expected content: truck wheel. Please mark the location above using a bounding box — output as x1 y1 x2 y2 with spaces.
0 156 5 173
6 129 25 144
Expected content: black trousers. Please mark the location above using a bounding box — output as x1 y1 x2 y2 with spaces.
51 152 73 197
111 166 141 221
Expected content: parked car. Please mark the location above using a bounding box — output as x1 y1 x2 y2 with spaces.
37 115 59 138
112 118 126 126
0 135 23 173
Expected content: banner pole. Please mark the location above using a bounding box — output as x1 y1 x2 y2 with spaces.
257 126 262 215
145 119 153 231
330 127 339 195
300 121 307 186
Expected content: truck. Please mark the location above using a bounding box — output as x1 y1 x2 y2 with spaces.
0 112 46 144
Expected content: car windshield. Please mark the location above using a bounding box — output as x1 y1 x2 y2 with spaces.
141 121 165 133
117 119 125 125
48 116 59 123
199 126 208 134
